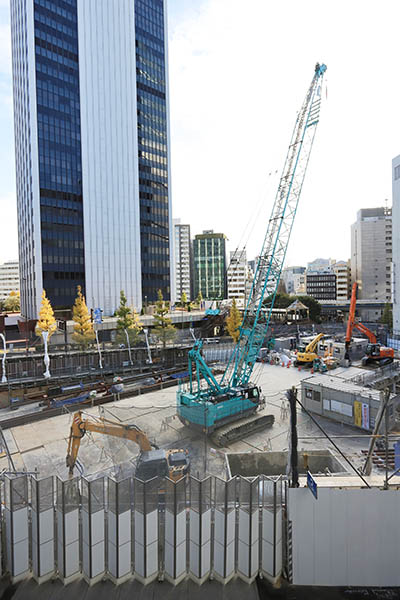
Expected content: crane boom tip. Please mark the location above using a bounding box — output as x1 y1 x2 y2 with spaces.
315 63 327 76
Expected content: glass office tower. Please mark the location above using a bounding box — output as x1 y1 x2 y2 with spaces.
135 0 171 303
10 0 172 318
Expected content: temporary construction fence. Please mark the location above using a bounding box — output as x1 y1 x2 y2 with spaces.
1 473 283 586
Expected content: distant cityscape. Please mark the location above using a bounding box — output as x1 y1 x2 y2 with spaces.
5 0 399 348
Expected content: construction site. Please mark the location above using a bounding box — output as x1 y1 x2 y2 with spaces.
1 62 400 599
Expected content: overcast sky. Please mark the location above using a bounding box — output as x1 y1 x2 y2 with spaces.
1 0 400 267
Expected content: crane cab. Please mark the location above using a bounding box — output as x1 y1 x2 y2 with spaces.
363 343 394 366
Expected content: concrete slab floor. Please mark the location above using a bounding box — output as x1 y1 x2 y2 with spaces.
0 363 378 481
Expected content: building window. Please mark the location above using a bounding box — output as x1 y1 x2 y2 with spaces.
395 165 400 180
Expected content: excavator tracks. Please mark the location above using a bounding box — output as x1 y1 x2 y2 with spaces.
213 413 275 447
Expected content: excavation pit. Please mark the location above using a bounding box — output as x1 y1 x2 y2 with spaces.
226 449 349 478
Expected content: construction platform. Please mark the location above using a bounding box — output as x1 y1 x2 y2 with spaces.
0 362 387 481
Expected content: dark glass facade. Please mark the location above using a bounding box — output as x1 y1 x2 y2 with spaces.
193 233 227 301
135 0 170 302
34 0 84 309
306 273 337 301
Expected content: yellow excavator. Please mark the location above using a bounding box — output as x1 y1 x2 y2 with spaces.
294 332 325 367
66 411 190 481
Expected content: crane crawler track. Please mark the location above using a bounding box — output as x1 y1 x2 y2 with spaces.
213 413 275 447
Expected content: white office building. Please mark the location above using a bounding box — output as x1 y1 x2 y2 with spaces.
391 156 400 346
0 261 20 301
227 248 249 307
173 219 192 302
11 0 172 318
351 207 392 303
282 266 306 295
332 260 351 301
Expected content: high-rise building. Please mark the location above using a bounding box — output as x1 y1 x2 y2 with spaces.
173 219 191 302
307 258 335 273
392 156 400 344
227 248 248 307
306 272 337 300
10 0 171 318
282 266 306 295
193 231 227 301
306 258 336 301
0 261 20 302
332 260 351 301
351 207 392 302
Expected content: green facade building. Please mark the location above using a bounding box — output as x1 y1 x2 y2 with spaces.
193 231 227 300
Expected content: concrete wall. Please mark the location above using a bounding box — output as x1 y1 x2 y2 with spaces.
288 486 400 586
226 450 348 478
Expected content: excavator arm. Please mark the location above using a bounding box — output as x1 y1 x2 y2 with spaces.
66 411 155 475
345 282 376 361
305 333 325 354
353 322 376 344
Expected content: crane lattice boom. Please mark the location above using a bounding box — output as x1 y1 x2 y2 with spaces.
223 63 327 388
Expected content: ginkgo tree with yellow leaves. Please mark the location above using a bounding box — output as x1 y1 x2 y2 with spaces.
36 290 57 340
72 285 95 346
226 298 242 343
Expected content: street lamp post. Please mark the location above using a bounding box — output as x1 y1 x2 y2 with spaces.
0 333 7 383
124 328 133 366
42 330 51 378
95 325 103 371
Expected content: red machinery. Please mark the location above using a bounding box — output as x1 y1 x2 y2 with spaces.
345 282 394 366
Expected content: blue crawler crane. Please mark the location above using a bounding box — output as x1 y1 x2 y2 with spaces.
177 63 327 446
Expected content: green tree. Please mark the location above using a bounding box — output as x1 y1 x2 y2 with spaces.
226 298 242 342
180 291 188 307
196 291 203 305
115 290 142 343
381 303 393 329
264 292 294 309
36 290 57 340
153 289 177 348
4 290 20 312
71 286 95 347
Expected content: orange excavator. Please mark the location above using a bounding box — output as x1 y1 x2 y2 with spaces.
345 282 394 366
66 411 190 481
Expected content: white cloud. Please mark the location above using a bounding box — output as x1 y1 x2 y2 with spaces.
168 0 400 265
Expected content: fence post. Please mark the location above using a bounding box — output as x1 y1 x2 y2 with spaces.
213 477 236 583
81 476 105 585
237 476 259 583
260 476 283 583
56 477 81 584
189 476 212 584
4 474 29 582
31 476 55 583
164 477 187 585
133 477 159 584
107 477 132 584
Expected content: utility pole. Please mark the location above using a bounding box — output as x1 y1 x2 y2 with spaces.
362 387 391 477
385 387 390 490
287 387 299 488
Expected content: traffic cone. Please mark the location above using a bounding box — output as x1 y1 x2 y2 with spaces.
311 368 314 374
287 361 291 368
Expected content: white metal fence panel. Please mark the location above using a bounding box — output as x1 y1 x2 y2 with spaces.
288 486 400 587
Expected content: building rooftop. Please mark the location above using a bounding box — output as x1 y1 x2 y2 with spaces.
302 373 384 402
